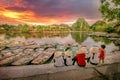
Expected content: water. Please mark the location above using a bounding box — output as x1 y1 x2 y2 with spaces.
0 32 119 54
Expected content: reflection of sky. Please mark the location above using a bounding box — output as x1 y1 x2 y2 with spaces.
27 34 76 45
2 34 119 54
105 43 119 53
81 37 97 48
8 34 76 45
81 37 119 53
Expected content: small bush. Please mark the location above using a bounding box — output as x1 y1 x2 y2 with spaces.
105 26 115 33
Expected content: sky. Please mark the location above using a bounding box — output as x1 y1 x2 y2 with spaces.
0 0 102 25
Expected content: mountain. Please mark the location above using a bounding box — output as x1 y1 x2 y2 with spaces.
72 18 89 31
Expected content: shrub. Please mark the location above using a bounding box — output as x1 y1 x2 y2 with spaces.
105 26 115 33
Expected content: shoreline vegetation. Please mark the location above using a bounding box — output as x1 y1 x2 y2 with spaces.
0 18 120 35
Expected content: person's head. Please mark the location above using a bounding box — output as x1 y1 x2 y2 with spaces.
77 46 87 54
101 44 106 49
64 50 72 57
54 51 62 58
67 44 71 46
72 42 78 47
90 46 99 54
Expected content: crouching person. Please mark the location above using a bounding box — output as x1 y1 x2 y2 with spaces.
72 46 87 67
54 51 64 67
89 46 99 65
64 50 73 66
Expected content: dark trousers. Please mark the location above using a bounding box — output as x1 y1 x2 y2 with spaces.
72 57 77 65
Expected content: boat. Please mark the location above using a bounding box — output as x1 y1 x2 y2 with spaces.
0 50 14 60
0 52 23 66
0 43 63 66
11 47 44 66
31 48 55 64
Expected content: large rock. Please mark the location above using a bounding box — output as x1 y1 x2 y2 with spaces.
95 63 120 80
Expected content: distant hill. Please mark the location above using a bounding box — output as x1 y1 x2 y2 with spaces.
72 18 89 31
90 20 106 31
90 20 115 33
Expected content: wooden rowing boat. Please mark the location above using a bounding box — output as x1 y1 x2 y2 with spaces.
31 48 55 64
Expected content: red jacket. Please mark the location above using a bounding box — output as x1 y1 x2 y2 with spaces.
99 48 105 59
76 53 86 66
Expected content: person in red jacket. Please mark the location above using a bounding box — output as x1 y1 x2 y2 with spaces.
99 44 106 64
72 46 87 67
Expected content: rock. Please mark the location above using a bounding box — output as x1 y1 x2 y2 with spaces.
95 63 120 80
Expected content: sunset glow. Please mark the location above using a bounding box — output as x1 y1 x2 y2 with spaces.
0 0 101 25
3 11 23 19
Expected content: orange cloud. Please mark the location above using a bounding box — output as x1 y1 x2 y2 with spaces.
0 8 74 25
1 10 34 19
0 0 102 25
0 4 75 25
0 7 41 24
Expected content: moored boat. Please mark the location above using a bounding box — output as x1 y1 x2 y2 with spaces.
31 48 55 64
0 52 23 66
0 50 14 60
11 47 45 66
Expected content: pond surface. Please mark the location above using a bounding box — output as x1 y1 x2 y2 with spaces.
0 32 119 54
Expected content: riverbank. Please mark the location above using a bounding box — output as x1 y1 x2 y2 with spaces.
0 51 120 80
90 32 120 38
89 32 120 45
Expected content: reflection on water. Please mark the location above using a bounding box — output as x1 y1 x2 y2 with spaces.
71 32 88 44
81 37 119 53
0 32 119 53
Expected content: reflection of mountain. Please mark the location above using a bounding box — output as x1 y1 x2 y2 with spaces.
71 32 88 44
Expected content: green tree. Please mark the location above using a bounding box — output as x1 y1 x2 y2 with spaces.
90 20 107 31
99 0 120 33
99 0 120 24
1 24 12 31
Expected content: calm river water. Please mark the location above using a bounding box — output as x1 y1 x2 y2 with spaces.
0 32 119 54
